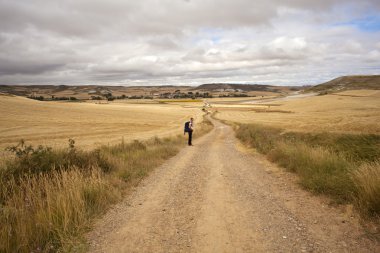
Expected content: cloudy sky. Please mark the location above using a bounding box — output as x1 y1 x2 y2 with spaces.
0 0 379 86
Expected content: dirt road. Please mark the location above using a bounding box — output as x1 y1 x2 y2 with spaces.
88 118 379 252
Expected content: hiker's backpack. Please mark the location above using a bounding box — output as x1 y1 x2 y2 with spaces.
184 121 190 132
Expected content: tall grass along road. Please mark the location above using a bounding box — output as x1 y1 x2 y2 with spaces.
88 118 379 252
234 123 380 217
0 117 213 253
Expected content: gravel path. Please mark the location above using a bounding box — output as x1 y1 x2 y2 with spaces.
87 118 379 253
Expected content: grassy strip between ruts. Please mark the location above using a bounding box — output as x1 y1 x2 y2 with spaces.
233 123 380 219
0 115 213 253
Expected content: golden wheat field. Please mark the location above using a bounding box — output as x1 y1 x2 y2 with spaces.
213 90 380 134
0 94 203 154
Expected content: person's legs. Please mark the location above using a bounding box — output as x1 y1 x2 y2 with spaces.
188 131 192 145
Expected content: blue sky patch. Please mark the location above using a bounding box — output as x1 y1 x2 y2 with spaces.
338 15 380 32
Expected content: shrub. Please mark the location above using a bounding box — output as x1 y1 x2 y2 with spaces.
1 140 116 183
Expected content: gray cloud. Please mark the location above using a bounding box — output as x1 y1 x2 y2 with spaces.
0 0 379 85
0 59 64 75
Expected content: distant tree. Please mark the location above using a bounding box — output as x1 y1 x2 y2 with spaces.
129 95 143 99
202 92 212 98
230 93 244 97
31 96 44 101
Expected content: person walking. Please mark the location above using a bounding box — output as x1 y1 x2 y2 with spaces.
184 117 194 146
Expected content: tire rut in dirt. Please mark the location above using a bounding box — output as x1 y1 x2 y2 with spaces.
194 123 268 252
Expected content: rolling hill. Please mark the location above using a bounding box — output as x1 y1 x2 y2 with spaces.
308 75 380 93
2 75 379 99
196 83 279 92
196 83 304 93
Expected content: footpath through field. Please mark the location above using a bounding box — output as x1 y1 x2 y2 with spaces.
88 118 379 252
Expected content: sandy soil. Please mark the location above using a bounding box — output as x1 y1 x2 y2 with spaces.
87 118 379 253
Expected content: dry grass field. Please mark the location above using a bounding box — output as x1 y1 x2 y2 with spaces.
1 88 379 252
213 90 380 134
0 94 203 154
0 94 213 252
216 89 380 220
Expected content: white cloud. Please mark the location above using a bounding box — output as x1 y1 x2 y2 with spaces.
0 0 379 85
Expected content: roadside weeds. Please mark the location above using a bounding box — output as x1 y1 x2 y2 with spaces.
0 115 213 253
219 119 379 234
